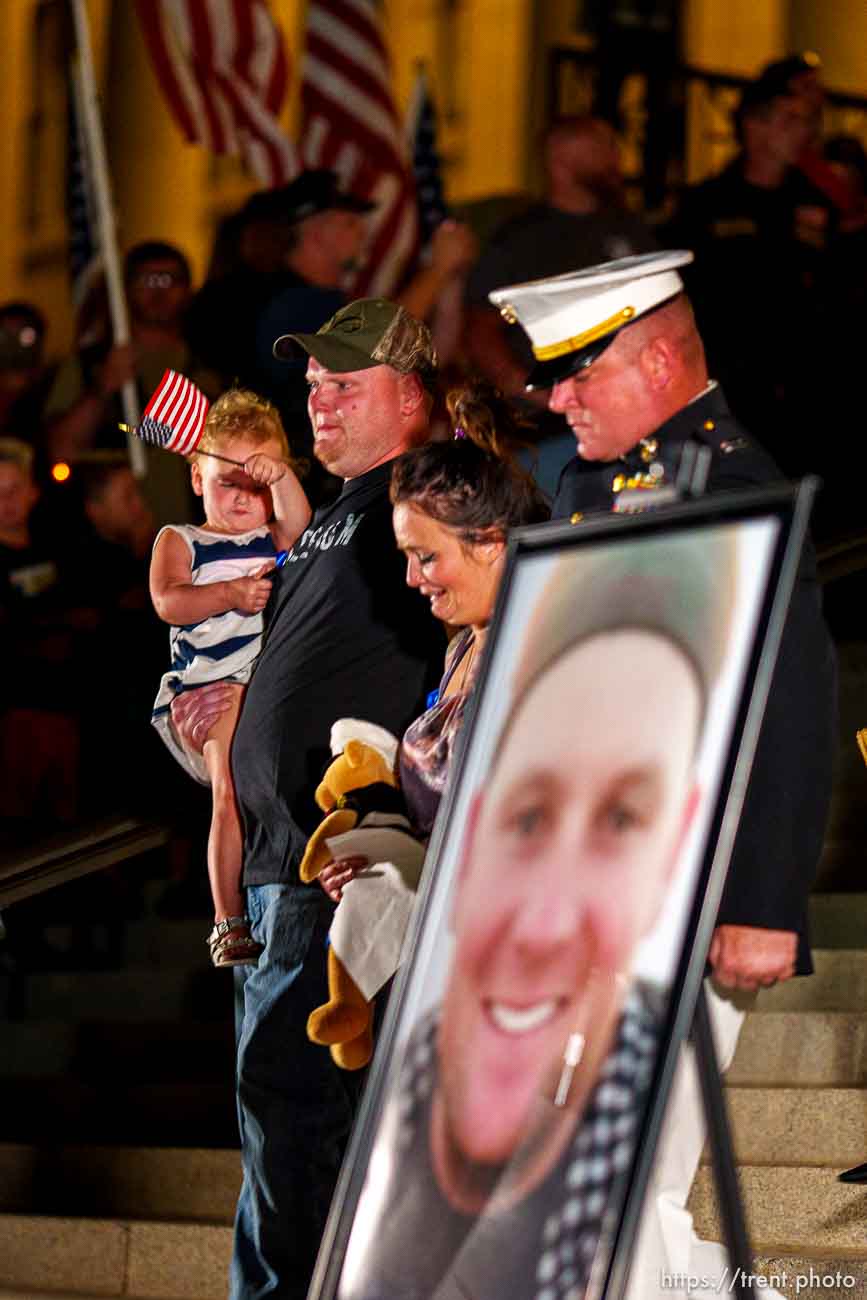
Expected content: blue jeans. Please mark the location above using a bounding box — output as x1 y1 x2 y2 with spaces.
230 884 362 1300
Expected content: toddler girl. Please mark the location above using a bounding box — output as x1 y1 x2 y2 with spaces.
150 389 310 966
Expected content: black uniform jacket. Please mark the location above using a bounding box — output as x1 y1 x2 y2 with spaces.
553 386 837 975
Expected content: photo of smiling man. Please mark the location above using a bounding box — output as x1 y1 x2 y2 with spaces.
330 517 782 1300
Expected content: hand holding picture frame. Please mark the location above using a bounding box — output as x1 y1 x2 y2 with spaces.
309 483 815 1300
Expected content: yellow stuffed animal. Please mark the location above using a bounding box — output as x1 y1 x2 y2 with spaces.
300 720 420 1071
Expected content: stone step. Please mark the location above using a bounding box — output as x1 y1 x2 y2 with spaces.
688 1164 867 1258
0 1292 120 1299
33 915 211 972
814 852 867 894
809 894 867 949
729 1012 867 1087
754 951 867 1012
0 1291 117 1299
0 1021 77 1078
0 1145 239 1223
716 1089 867 1168
0 1213 231 1299
1 1018 233 1082
0 1079 237 1148
750 1258 867 1300
0 965 230 1024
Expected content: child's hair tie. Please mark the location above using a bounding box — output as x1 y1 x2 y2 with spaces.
453 426 466 440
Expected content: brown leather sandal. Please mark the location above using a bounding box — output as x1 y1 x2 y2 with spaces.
207 916 263 968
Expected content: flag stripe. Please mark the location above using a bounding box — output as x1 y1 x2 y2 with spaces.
142 370 210 454
136 1 202 142
135 0 297 186
167 379 198 446
188 0 230 150
303 58 403 156
306 8 390 99
304 34 397 130
300 0 419 296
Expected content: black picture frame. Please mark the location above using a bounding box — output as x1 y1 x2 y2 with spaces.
308 480 815 1300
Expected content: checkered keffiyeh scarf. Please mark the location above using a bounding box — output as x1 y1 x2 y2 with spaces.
532 987 660 1299
394 985 661 1300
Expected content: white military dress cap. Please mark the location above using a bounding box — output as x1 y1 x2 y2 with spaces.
488 250 694 391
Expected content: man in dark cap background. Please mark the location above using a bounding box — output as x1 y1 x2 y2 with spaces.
186 170 369 410
465 116 657 405
189 168 475 505
168 298 444 1300
253 173 476 446
669 55 836 477
249 170 374 415
491 250 836 1297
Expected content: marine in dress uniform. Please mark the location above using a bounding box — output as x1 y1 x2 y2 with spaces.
487 251 837 1299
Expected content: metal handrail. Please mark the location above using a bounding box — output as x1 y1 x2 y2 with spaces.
0 817 171 909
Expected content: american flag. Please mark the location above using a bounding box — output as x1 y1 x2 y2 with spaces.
137 370 211 454
134 0 297 187
300 0 420 296
66 65 101 310
406 65 448 246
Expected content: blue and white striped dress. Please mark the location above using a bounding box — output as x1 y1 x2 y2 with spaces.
151 523 276 784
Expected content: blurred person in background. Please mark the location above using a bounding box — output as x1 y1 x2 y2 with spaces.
465 116 656 497
44 241 220 526
79 456 157 565
0 303 55 450
587 0 681 211
671 57 837 476
466 116 657 405
0 438 83 829
188 172 368 399
71 453 212 922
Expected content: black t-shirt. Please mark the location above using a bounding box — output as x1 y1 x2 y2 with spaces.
233 462 444 887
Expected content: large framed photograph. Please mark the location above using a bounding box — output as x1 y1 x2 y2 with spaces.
310 482 815 1300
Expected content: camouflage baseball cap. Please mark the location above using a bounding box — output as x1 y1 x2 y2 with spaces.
273 298 438 389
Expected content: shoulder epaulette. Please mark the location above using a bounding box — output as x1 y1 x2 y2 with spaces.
694 414 752 457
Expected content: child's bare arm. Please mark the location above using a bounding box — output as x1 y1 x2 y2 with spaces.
244 453 312 552
150 529 273 624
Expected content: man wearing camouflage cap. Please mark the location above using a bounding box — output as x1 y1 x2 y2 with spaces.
171 299 444 1300
490 251 836 1298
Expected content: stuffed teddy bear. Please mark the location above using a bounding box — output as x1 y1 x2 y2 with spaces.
300 720 425 1070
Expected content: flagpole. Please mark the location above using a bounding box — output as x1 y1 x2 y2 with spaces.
69 0 146 477
405 61 427 148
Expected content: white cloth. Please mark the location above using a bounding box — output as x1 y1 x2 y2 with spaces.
326 819 426 1001
625 981 782 1300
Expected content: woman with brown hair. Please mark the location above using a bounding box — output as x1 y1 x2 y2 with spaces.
312 385 549 1065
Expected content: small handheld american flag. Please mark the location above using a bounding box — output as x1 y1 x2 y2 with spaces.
133 369 210 454
122 371 274 470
